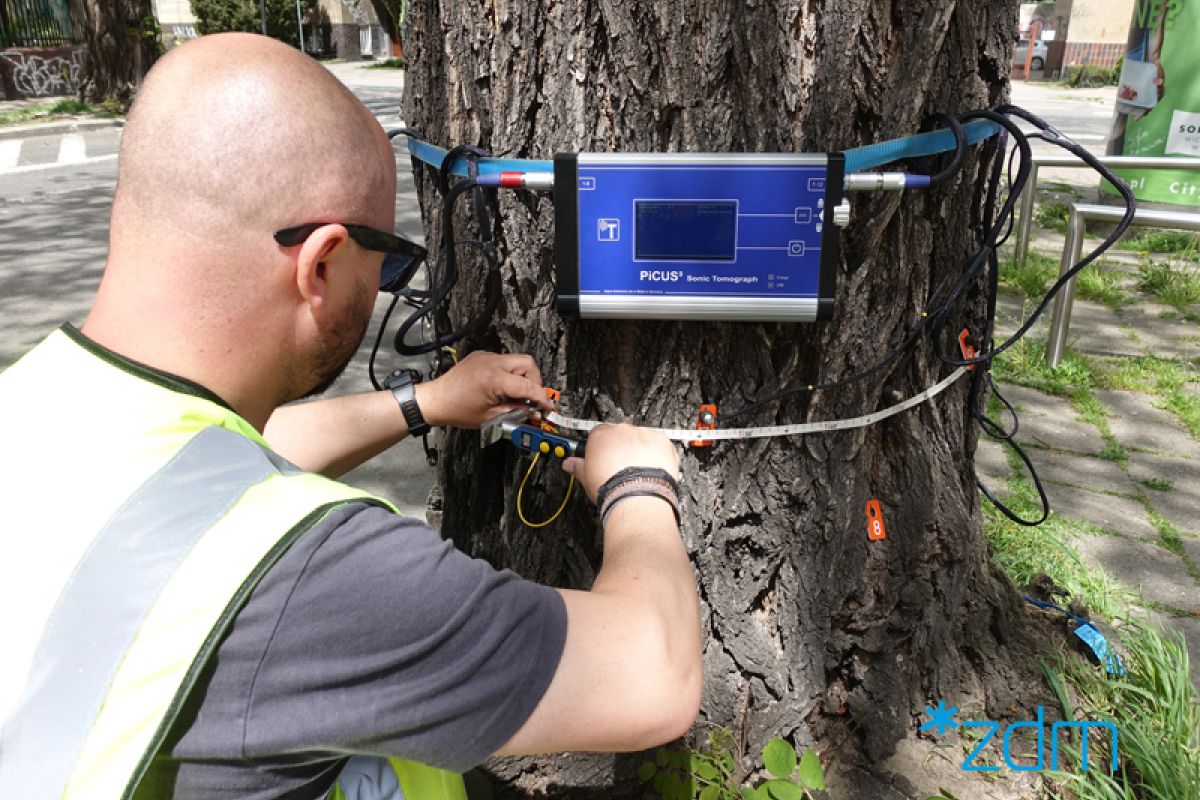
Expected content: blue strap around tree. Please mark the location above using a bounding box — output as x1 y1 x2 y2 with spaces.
399 119 1001 178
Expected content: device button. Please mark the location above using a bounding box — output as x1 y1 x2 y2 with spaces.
554 445 566 458
597 218 620 241
794 207 812 224
539 441 550 454
808 177 826 192
787 240 805 257
579 176 597 190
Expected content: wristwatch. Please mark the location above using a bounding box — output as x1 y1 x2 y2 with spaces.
384 368 431 438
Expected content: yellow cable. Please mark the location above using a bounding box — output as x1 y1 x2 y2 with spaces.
516 452 575 528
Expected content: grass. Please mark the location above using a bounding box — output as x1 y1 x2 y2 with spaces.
1042 623 1200 800
1118 229 1200 257
1140 477 1174 492
1136 261 1200 309
999 252 1058 298
1035 201 1072 235
1161 392 1200 439
0 98 97 128
992 336 1097 397
1074 264 1127 311
1092 355 1200 441
366 57 406 69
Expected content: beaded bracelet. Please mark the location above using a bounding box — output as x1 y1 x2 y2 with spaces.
596 467 680 510
598 480 681 527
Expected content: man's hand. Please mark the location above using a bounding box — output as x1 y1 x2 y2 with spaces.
414 352 555 429
562 423 680 504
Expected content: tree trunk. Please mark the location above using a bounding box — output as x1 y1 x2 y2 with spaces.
403 1 1047 795
71 0 158 108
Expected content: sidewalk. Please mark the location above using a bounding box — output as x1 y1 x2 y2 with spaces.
983 215 1200 684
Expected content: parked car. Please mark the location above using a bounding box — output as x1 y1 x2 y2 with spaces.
1013 39 1048 71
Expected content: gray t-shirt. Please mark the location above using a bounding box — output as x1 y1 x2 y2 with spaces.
138 502 567 800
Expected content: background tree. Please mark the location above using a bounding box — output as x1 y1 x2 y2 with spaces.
70 0 160 108
190 0 317 49
403 1 1039 795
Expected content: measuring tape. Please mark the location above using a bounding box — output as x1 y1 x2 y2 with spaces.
544 366 968 442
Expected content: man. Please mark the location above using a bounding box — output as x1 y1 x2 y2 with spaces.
0 33 701 799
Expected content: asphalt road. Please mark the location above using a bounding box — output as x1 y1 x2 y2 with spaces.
0 68 1120 514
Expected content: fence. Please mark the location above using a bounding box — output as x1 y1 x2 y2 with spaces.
0 0 78 48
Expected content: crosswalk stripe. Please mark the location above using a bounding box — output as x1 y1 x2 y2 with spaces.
57 133 87 164
0 140 21 171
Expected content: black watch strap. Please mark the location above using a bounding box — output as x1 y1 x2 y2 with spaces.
384 368 431 439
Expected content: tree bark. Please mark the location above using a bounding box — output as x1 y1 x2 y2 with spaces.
403 1 1046 795
71 0 158 108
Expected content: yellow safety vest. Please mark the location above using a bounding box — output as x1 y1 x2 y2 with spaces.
0 326 467 800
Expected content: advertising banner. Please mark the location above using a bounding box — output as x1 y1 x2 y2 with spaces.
1105 0 1200 206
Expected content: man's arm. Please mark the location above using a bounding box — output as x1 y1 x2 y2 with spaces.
263 352 553 478
497 425 703 754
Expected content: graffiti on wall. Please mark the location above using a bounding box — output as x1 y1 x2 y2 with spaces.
0 49 84 98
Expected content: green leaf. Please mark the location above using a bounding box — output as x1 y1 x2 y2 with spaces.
761 738 797 779
653 771 669 794
762 779 804 800
740 788 765 800
696 760 719 781
718 751 736 774
796 749 825 790
700 787 721 800
662 771 684 800
638 761 658 782
656 748 671 767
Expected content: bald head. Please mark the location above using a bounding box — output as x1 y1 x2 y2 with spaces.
111 33 395 261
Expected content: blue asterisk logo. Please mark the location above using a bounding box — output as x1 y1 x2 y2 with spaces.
920 701 959 736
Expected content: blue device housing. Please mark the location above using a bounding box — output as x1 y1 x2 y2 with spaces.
554 152 844 321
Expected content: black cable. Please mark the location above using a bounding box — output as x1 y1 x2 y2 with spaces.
368 292 402 391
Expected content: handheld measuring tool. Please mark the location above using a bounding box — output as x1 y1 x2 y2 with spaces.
553 152 849 321
481 410 587 458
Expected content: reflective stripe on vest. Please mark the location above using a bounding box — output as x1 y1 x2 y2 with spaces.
0 329 466 800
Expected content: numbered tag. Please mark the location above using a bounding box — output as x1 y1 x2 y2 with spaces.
865 499 887 541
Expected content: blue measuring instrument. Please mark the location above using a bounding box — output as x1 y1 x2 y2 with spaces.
553 152 847 321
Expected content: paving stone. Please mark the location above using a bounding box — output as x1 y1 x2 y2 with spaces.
1044 483 1158 540
1126 452 1200 535
996 385 1106 454
1029 449 1140 496
1076 535 1200 612
1096 390 1195 458
1182 536 1200 568
1062 301 1143 359
975 439 1010 486
1120 306 1200 361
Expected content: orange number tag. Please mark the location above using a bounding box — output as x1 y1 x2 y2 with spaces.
865 499 887 541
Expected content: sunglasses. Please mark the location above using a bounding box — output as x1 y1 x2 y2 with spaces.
274 222 427 293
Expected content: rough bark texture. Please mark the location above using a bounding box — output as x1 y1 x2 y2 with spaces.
403 1 1046 796
70 0 158 107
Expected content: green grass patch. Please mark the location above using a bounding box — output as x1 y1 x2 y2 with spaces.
1069 389 1127 465
1035 201 1071 235
0 98 98 128
366 57 406 69
1119 228 1200 256
1094 355 1192 393
1140 477 1174 492
999 252 1058 298
1042 623 1200 800
992 337 1097 397
1136 261 1200 308
1161 390 1200 440
1074 264 1127 311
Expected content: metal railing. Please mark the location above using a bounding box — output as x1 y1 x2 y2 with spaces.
0 0 77 48
1014 155 1200 270
1044 203 1200 367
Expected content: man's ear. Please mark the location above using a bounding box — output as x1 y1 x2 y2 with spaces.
294 224 350 314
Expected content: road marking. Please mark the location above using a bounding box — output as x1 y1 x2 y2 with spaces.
1064 133 1106 142
0 140 20 171
0 153 117 175
57 133 87 164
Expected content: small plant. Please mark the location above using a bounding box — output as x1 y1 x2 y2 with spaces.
367 57 406 69
1119 228 1200 256
639 730 824 800
1140 477 1174 492
999 252 1057 298
1074 264 1126 310
1136 261 1200 309
1034 202 1071 235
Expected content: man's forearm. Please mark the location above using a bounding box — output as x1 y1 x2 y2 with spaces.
263 389 420 478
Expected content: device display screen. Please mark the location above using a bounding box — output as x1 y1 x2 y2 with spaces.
635 200 737 261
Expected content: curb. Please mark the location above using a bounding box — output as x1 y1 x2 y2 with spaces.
0 117 123 142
